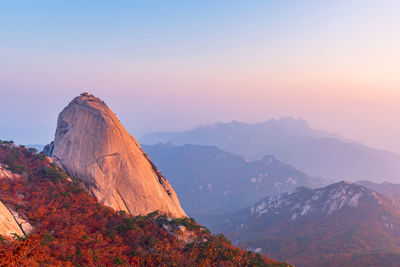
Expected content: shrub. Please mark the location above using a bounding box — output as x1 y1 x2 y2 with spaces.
113 257 126 265
41 232 56 246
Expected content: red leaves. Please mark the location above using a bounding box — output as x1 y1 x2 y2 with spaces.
0 144 283 267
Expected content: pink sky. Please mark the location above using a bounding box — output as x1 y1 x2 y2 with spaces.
0 1 399 153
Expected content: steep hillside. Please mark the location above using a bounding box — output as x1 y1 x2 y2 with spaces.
0 141 289 266
142 143 323 216
203 181 400 267
44 93 185 218
141 118 400 182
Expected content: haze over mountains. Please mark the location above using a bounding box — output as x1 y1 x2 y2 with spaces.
203 181 400 267
141 117 400 183
139 114 400 266
2 93 400 266
142 143 323 216
356 180 400 198
3 1 399 265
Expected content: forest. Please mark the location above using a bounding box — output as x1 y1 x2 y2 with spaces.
0 141 289 266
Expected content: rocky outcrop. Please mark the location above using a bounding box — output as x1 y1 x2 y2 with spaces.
0 164 33 237
0 201 24 237
45 93 186 218
0 164 17 180
10 209 33 235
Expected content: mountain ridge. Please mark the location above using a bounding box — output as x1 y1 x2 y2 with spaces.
142 143 324 216
202 181 400 267
141 118 400 182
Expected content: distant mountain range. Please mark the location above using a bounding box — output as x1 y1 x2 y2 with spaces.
201 181 400 267
13 102 400 266
142 143 323 216
357 180 400 198
141 117 400 182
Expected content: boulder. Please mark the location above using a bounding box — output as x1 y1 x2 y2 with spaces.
45 94 186 218
0 201 24 237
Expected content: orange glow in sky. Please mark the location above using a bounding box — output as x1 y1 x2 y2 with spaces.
0 1 399 153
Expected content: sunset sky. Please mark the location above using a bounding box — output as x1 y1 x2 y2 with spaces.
1 1 400 153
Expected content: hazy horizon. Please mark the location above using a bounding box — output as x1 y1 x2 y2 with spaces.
1 1 400 154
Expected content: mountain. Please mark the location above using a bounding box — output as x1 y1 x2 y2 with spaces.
0 140 288 266
357 180 400 198
44 93 185 218
141 117 400 182
202 181 400 267
142 143 323 216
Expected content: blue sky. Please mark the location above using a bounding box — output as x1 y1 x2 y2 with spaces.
1 1 400 153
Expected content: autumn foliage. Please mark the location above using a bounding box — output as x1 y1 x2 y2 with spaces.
0 142 289 267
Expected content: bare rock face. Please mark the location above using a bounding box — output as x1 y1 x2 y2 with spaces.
45 93 186 218
0 201 24 237
10 209 33 235
0 165 32 237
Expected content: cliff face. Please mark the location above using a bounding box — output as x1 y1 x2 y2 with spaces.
0 201 24 237
0 164 30 237
45 93 186 218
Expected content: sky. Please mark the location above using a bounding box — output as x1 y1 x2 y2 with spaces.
1 1 400 153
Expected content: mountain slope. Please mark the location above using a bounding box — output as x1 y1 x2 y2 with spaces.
203 181 400 267
141 118 400 182
44 93 185 218
142 143 323 216
0 141 289 266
